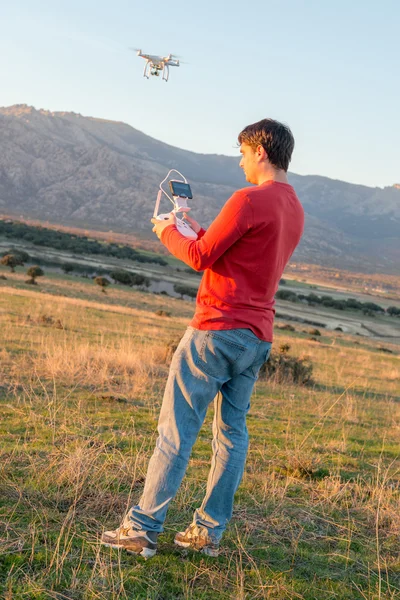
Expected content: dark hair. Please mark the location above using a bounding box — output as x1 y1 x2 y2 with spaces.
238 119 295 172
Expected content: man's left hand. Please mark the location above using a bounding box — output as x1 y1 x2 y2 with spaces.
151 213 176 240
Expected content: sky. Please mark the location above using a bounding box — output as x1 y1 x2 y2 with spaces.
1 0 399 188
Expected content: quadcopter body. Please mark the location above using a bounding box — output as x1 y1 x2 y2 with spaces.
135 49 180 82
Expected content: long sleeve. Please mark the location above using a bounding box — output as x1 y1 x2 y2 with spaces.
160 191 252 271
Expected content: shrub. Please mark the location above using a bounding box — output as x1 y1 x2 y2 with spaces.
276 323 295 332
387 306 400 317
131 273 150 288
305 292 321 304
259 344 314 385
155 310 171 317
1 248 30 263
275 289 299 302
362 301 384 313
111 270 150 288
94 276 110 293
26 266 44 284
62 263 75 274
173 284 197 299
163 336 182 363
308 328 321 336
1 254 23 273
378 346 393 354
111 270 134 286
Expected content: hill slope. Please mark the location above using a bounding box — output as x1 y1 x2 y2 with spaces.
0 104 399 272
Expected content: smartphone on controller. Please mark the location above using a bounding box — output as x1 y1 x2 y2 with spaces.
169 180 193 199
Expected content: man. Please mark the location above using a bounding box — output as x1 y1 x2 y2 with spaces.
101 118 304 558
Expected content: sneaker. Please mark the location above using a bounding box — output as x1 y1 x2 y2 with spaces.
174 524 219 557
101 525 158 559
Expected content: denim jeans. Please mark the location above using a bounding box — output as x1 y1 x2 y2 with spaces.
126 326 271 541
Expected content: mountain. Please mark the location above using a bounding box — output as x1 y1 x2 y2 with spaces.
0 104 399 273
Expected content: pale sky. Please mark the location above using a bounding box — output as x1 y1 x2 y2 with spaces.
1 0 399 188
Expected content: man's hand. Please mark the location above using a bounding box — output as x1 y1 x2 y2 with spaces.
151 213 176 240
182 213 201 234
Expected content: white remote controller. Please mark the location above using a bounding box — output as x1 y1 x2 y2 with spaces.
156 213 198 240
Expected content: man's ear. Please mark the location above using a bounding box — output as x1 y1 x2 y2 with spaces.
255 144 268 162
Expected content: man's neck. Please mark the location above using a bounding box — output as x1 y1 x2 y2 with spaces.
257 169 289 185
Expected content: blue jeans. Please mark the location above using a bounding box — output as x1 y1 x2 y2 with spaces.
126 326 271 541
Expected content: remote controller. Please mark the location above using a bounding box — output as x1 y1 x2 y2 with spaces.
156 213 198 240
154 173 198 240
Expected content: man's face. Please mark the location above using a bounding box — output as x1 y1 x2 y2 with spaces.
239 143 259 184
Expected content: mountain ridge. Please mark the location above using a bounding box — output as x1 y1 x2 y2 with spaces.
0 104 399 273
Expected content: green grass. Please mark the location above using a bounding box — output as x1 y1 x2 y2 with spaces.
0 275 399 599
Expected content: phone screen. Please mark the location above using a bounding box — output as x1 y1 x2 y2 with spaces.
169 181 193 199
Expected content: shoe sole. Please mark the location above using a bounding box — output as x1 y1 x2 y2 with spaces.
174 539 219 557
101 541 156 559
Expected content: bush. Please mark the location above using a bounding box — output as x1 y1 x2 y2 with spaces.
378 346 393 354
94 276 110 293
155 310 171 317
275 289 299 302
111 270 150 288
362 301 384 313
62 263 75 274
173 284 197 299
276 323 295 331
27 314 63 329
26 266 44 284
1 248 30 263
0 254 23 272
387 306 400 317
305 292 321 304
131 273 150 287
259 343 314 385
111 270 134 286
163 336 182 363
308 328 321 336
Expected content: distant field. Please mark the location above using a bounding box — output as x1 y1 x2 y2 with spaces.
1 237 399 346
0 272 399 599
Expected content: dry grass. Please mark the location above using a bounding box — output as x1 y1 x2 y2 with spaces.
0 281 399 599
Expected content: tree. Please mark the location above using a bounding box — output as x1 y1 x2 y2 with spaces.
26 266 44 284
387 306 400 317
275 289 299 302
131 273 150 288
62 263 75 274
0 254 23 273
173 283 197 299
111 269 133 286
362 301 384 313
94 276 110 293
2 249 30 263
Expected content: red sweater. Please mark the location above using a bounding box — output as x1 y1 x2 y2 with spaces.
161 181 304 341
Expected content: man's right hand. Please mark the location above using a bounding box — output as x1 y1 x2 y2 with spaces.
182 213 201 234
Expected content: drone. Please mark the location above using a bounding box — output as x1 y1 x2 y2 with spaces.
133 49 181 82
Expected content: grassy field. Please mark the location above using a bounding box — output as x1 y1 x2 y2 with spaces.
0 273 399 599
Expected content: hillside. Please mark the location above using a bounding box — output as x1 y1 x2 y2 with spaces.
0 104 399 273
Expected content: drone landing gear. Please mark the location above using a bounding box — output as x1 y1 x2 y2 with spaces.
162 64 169 82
